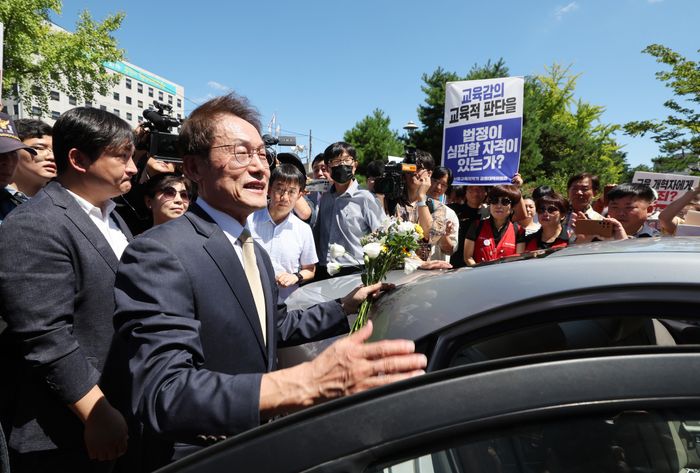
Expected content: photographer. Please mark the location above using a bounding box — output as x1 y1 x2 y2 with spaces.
386 150 446 261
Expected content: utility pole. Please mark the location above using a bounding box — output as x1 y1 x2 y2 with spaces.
308 129 312 172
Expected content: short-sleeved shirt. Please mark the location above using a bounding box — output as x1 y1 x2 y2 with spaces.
315 180 385 267
430 204 459 262
249 208 318 301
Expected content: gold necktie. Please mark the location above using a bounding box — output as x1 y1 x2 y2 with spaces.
239 229 267 345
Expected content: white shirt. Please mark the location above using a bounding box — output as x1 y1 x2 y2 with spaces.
196 198 246 267
65 190 129 259
249 208 318 301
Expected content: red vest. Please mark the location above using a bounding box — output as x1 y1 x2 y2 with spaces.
473 220 518 263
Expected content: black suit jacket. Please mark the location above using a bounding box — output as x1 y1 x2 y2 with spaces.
0 181 132 453
104 203 348 470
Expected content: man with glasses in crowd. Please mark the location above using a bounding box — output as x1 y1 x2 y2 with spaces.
249 162 317 300
314 141 386 278
103 94 426 470
7 119 56 203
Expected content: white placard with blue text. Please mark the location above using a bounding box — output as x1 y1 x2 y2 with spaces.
442 77 524 185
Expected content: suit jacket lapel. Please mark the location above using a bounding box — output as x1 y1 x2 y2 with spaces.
45 182 121 273
189 204 267 359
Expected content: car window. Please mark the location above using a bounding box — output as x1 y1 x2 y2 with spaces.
426 300 700 370
369 409 700 473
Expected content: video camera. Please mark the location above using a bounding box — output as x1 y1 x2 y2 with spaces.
374 147 417 200
262 134 297 169
140 101 183 162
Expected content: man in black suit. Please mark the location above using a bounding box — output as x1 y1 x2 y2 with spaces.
0 108 137 472
106 93 427 471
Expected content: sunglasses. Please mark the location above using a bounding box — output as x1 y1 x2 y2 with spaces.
537 205 560 214
488 197 512 206
159 186 190 202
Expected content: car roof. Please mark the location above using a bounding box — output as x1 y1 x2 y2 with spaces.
287 237 700 343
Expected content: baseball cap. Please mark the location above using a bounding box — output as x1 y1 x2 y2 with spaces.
0 112 37 155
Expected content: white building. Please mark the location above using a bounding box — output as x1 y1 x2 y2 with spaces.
3 59 185 127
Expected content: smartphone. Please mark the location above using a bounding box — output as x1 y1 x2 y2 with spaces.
575 219 613 238
306 179 330 193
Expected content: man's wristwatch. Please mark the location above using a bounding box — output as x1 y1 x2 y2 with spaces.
415 200 428 208
294 272 304 284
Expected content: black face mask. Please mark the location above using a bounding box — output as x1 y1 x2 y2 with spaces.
331 164 353 184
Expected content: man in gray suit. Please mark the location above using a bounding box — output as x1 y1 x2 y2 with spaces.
105 93 427 471
0 107 137 472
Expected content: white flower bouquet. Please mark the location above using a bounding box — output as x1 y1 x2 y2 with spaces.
349 218 424 333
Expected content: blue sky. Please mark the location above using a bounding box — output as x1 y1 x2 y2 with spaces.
55 0 698 168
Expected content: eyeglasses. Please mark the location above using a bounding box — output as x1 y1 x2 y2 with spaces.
488 197 513 206
328 157 354 167
158 186 190 202
211 143 272 168
29 146 53 162
271 186 299 197
537 205 560 214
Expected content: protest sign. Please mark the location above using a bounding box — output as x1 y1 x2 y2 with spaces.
442 77 524 185
631 171 699 210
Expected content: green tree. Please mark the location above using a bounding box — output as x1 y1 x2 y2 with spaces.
343 108 404 173
524 64 626 192
624 44 700 174
0 0 125 115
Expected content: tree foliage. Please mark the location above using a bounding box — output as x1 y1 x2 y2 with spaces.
624 44 700 174
343 108 404 172
413 60 627 193
0 0 125 114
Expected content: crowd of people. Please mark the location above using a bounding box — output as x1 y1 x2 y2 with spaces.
0 90 697 473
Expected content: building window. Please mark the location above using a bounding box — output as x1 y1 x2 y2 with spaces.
177 98 182 108
177 114 182 120
113 109 120 116
137 83 143 93
137 100 143 108
50 90 60 101
51 111 60 120
1 106 6 113
85 101 92 108
100 105 106 111
126 96 132 105
125 78 132 89
31 106 42 116
113 92 120 101
68 96 77 105
126 112 132 121
138 116 143 123
13 105 19 115
148 87 153 97
158 91 164 101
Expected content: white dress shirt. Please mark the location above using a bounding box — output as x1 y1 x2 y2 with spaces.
65 190 129 259
248 208 318 300
196 198 247 267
